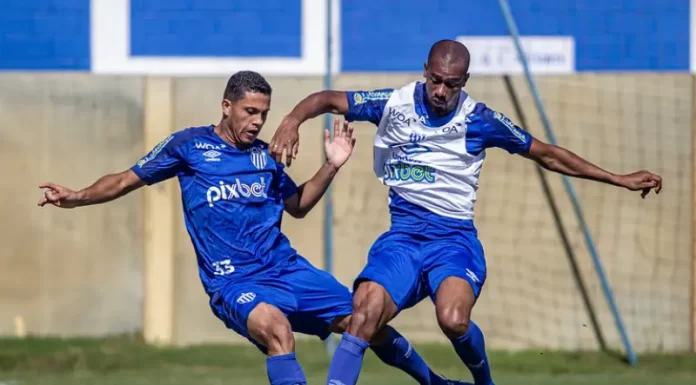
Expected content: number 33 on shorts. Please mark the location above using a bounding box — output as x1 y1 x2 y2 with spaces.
212 259 235 276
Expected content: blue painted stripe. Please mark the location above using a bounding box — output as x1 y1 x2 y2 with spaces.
341 0 690 72
0 0 90 70
129 0 302 57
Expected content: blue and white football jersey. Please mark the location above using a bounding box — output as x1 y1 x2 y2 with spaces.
346 81 534 222
131 125 299 293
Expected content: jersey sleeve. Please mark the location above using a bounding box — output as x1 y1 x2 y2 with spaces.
345 89 394 126
272 163 299 200
131 133 187 185
480 107 534 154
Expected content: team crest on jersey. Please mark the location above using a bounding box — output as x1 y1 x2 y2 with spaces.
493 111 526 142
249 146 267 169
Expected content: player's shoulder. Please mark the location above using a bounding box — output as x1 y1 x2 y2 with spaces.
162 125 216 149
464 102 510 126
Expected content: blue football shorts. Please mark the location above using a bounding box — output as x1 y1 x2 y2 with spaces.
209 255 352 354
355 218 487 313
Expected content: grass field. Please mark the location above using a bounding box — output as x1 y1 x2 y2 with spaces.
0 335 694 385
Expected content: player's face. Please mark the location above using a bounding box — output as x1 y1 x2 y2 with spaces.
423 60 469 116
222 92 271 146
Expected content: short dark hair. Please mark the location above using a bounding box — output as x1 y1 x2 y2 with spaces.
223 71 272 101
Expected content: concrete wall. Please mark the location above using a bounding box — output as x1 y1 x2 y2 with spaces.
0 74 144 336
0 73 691 352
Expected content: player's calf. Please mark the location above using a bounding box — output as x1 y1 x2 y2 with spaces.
325 281 397 385
247 303 307 385
435 277 494 385
331 315 449 384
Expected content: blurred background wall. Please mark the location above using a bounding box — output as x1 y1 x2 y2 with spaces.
0 0 693 353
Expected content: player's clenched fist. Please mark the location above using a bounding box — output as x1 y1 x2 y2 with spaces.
37 183 80 208
269 116 300 166
616 170 663 199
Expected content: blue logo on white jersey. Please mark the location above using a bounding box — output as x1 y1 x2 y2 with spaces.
383 163 437 183
206 179 267 207
388 132 431 155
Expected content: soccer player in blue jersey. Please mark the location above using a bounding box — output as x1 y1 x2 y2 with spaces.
37 71 467 385
269 40 663 385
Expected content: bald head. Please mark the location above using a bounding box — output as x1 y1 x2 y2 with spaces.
422 39 471 116
427 39 470 70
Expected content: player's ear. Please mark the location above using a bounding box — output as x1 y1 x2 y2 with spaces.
462 73 470 87
221 99 232 118
423 62 428 78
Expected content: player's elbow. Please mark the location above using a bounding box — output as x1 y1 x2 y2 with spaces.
116 170 145 195
285 206 308 219
291 211 308 219
534 146 582 176
314 90 348 115
528 141 561 171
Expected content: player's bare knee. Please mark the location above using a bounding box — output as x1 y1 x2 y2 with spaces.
346 305 377 340
265 321 295 355
247 303 295 356
436 304 471 339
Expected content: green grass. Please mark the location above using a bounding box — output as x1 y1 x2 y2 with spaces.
0 335 694 385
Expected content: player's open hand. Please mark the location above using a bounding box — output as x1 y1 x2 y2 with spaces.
269 116 301 167
37 183 80 208
324 118 356 170
617 170 662 198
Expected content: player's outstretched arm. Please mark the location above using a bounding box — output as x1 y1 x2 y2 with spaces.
523 138 662 198
283 118 356 218
270 90 349 166
482 108 662 199
37 170 145 209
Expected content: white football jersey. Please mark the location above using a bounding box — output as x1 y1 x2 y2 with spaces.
346 81 532 221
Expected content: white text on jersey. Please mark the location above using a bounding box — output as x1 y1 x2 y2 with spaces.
206 179 267 207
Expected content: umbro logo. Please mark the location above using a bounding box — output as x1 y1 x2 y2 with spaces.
203 150 221 162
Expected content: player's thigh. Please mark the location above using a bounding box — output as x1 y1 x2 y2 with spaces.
283 256 353 339
209 279 296 354
246 303 296 356
423 227 487 303
354 229 425 313
433 276 477 338
422 229 487 337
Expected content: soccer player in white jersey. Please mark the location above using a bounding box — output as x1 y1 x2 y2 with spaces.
269 40 663 385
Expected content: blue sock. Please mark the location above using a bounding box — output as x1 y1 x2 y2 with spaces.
450 321 494 385
266 353 307 385
325 333 369 385
370 326 445 385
